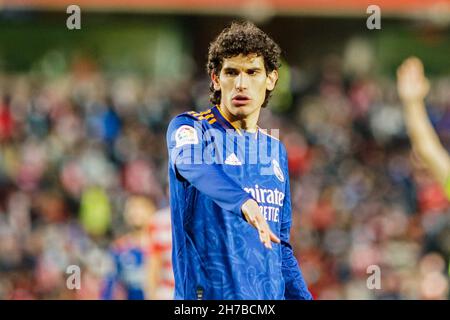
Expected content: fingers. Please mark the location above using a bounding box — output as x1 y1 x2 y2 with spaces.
257 221 273 249
258 227 271 249
407 56 424 73
399 56 424 80
397 56 429 103
242 200 280 249
401 56 422 70
245 211 271 248
269 230 281 244
254 216 280 249
254 217 270 249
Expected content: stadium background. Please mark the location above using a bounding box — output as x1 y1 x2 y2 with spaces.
0 0 449 299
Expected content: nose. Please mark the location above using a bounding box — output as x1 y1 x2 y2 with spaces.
235 72 248 91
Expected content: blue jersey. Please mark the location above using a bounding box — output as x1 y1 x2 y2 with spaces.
166 105 312 300
101 236 148 300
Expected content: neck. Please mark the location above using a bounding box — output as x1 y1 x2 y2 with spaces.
131 229 150 246
219 103 260 133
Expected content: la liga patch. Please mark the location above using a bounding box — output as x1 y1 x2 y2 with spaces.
175 125 199 147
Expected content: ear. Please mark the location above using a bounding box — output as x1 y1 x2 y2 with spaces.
211 72 221 91
266 70 278 91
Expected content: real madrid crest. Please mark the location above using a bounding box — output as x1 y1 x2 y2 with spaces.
272 159 284 182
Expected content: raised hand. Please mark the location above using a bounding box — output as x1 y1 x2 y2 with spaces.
397 56 430 104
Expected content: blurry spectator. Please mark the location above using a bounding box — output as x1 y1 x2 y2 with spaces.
0 98 14 141
148 206 174 300
100 195 157 300
79 186 112 238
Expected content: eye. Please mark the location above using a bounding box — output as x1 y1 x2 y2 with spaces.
248 69 260 76
225 70 237 76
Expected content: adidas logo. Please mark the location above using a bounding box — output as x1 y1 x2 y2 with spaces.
224 153 242 166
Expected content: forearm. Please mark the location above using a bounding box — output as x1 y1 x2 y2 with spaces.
146 254 161 299
403 100 450 185
175 159 253 215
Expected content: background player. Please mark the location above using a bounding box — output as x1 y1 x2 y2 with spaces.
100 195 160 299
148 205 175 299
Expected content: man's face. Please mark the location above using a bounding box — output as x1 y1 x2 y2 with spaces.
212 54 278 119
124 199 154 229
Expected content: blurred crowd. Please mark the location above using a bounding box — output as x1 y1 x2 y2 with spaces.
0 51 449 299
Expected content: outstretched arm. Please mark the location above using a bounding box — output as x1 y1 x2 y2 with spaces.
397 57 450 186
167 115 279 248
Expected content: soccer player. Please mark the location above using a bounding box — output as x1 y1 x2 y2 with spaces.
148 205 175 299
100 195 160 300
166 21 312 300
397 57 450 200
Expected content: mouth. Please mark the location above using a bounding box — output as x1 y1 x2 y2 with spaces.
231 94 251 106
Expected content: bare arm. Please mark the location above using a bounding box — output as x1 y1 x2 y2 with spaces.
397 57 450 185
146 250 162 299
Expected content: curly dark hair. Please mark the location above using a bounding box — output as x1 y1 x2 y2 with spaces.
206 21 282 108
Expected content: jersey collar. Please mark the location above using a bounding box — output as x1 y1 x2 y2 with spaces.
211 105 243 136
